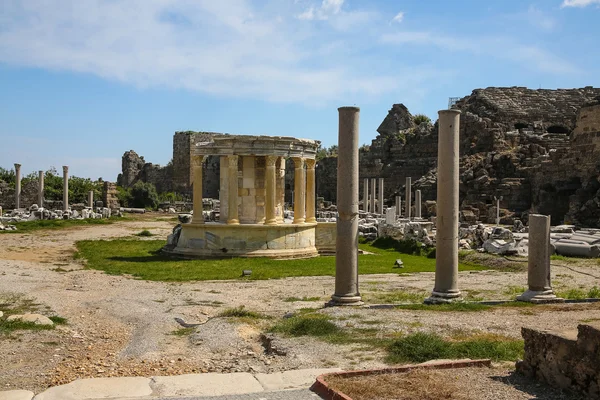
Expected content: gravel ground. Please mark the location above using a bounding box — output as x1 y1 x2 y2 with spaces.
1 215 599 394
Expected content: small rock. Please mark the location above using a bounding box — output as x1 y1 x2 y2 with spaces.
6 313 54 326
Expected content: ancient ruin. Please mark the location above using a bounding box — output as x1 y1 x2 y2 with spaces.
165 134 324 259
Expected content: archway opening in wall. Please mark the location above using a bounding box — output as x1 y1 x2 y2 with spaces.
547 125 569 134
514 123 529 130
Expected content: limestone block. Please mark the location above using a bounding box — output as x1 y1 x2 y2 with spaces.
7 313 53 326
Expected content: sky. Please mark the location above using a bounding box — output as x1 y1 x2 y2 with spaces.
1 0 599 181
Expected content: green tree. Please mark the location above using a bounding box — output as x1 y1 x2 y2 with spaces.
414 114 432 126
129 181 159 210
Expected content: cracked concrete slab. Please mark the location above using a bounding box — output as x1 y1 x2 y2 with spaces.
33 377 152 400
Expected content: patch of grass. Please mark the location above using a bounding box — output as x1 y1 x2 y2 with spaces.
75 239 486 281
0 320 55 334
283 296 321 302
270 313 342 337
588 286 600 298
218 306 263 319
386 332 523 364
170 327 195 336
556 288 587 300
580 318 600 323
135 230 155 237
503 286 527 296
395 302 490 312
366 291 427 304
0 217 124 234
49 316 67 325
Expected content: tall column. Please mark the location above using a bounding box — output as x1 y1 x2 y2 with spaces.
38 170 44 208
305 158 316 223
88 190 94 208
227 155 240 225
330 106 362 305
62 166 69 212
396 196 401 217
363 178 369 212
517 215 562 303
378 178 384 215
14 163 21 209
265 155 278 225
496 198 501 226
370 178 376 214
405 177 412 219
425 109 461 304
192 155 204 224
415 190 422 219
292 157 306 224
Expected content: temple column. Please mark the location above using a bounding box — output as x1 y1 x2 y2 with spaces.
62 166 69 212
517 214 562 303
405 177 412 219
378 178 384 215
305 159 316 223
227 155 240 225
396 196 401 217
14 163 21 209
292 157 306 224
192 155 205 224
330 106 362 305
370 178 376 214
38 170 44 208
363 178 369 212
415 190 422 219
88 190 94 208
425 109 461 304
265 155 278 225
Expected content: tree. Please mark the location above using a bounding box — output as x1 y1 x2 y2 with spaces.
129 181 159 209
414 114 432 126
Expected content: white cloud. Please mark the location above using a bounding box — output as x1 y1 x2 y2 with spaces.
392 12 405 23
561 0 600 7
380 31 580 75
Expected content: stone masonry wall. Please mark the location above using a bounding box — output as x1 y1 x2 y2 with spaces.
517 323 600 399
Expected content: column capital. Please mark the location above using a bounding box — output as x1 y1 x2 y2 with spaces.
305 158 316 169
62 166 69 174
292 157 305 168
192 155 204 166
227 155 239 168
14 163 21 170
265 155 278 167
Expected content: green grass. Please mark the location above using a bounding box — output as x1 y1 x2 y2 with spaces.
395 302 491 312
74 239 486 281
556 286 600 300
170 327 195 336
218 306 264 319
269 314 342 337
0 320 55 334
283 296 322 302
366 291 427 304
0 217 125 234
386 332 523 364
49 316 68 325
135 230 155 237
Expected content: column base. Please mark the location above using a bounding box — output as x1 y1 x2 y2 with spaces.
327 295 364 307
424 290 462 304
306 218 317 223
516 289 564 304
265 219 278 225
227 219 240 225
293 219 305 224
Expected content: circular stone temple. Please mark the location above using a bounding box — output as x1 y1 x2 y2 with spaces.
167 134 324 259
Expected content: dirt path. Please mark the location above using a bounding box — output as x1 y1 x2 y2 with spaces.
1 217 599 393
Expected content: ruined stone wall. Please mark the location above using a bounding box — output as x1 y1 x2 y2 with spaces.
0 180 39 209
102 182 120 210
517 324 600 399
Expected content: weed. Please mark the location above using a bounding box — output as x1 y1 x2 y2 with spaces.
367 291 426 304
136 230 154 237
49 316 67 325
170 328 195 336
588 286 600 299
218 306 263 319
503 286 527 296
557 288 587 300
269 314 341 337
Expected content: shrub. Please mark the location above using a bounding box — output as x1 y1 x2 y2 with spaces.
129 181 159 210
413 114 432 126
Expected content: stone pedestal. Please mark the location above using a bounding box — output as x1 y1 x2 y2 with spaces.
363 178 369 212
415 190 422 219
370 178 376 214
405 177 412 219
517 214 563 303
62 166 69 212
385 207 396 225
330 106 362 306
378 178 384 215
38 170 44 209
14 163 21 209
425 110 461 304
305 159 316 223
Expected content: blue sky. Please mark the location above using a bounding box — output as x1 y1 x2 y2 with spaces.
1 0 599 181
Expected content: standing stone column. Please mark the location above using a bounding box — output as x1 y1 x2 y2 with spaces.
425 109 461 304
192 155 205 224
331 106 362 305
415 190 422 219
38 170 44 208
363 178 369 212
88 190 94 208
370 178 376 214
517 214 562 303
405 177 412 220
227 155 240 225
378 178 384 215
62 166 69 212
396 196 401 217
14 163 21 209
265 155 278 225
305 159 317 223
292 157 306 224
